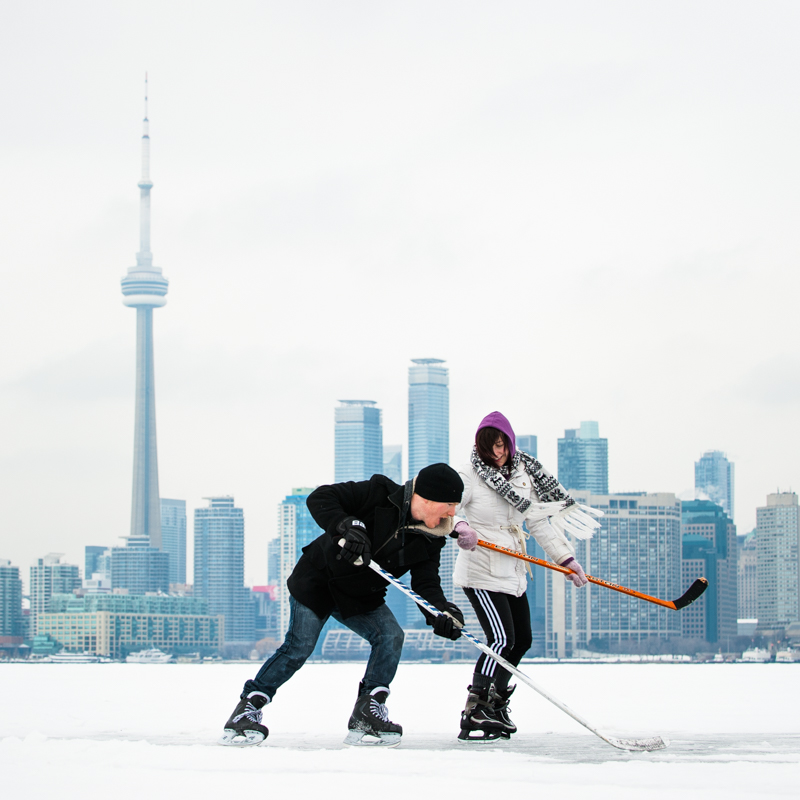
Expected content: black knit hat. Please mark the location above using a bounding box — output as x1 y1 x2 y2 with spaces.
414 463 464 503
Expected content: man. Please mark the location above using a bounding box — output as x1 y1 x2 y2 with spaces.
220 462 466 747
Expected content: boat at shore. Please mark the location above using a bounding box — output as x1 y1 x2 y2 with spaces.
45 652 109 664
126 648 173 664
775 648 800 663
740 647 772 663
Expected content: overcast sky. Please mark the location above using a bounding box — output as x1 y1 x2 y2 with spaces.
1 1 798 589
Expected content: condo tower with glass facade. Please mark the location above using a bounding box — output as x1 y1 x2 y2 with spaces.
408 358 449 477
334 400 383 482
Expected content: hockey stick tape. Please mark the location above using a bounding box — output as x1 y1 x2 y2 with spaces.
443 610 464 629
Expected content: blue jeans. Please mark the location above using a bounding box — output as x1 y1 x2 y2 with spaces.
242 597 405 700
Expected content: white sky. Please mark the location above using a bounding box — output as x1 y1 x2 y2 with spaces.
1 1 798 589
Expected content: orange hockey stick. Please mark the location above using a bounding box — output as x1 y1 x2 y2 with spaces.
476 539 708 610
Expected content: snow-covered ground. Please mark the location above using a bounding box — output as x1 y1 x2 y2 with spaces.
2 661 798 798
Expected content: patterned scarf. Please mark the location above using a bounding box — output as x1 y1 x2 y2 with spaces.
470 447 573 512
470 447 600 540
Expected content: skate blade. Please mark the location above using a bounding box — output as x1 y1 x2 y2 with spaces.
343 730 402 748
218 729 267 747
457 729 506 743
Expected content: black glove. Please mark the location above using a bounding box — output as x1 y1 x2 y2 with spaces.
430 602 464 640
336 517 371 566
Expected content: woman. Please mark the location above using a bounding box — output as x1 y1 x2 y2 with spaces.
452 411 600 742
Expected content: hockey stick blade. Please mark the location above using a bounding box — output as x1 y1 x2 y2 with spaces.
604 734 669 752
671 577 708 610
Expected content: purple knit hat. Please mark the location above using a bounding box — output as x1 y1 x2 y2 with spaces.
476 411 516 458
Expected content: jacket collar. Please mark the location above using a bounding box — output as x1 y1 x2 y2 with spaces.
388 480 412 521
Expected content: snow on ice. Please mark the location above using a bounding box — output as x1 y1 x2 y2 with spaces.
1 661 798 799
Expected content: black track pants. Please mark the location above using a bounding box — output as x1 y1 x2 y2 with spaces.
462 588 532 691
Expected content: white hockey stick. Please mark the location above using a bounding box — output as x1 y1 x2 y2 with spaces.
367 558 668 752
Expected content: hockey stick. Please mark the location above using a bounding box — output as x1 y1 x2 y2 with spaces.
365 558 668 752
476 539 708 610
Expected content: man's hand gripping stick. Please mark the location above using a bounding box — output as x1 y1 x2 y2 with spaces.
337 538 463 629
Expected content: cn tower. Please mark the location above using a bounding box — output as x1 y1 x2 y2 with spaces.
120 75 168 549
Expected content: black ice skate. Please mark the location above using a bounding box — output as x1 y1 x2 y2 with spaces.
218 691 270 746
344 684 403 747
458 684 505 743
490 684 517 738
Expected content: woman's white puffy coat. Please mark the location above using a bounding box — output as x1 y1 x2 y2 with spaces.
453 459 575 596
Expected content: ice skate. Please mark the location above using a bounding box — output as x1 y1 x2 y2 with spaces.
490 684 517 738
458 684 505 743
218 691 270 746
344 684 403 747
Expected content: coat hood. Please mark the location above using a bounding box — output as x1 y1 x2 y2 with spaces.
476 411 516 459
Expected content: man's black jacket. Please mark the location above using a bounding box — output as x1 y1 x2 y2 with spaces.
287 474 449 619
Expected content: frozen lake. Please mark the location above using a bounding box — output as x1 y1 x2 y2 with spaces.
1 661 798 798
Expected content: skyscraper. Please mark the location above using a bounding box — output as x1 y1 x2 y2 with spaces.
276 489 325 639
0 559 24 642
525 537 547 656
737 531 757 620
436 539 480 632
756 492 800 630
408 358 449 477
84 546 109 581
110 544 169 596
29 554 81 635
545 492 682 658
334 401 383 482
252 586 279 642
516 435 538 458
161 498 187 586
383 445 403 483
695 450 735 521
681 500 738 645
194 496 253 644
557 421 608 494
120 77 168 551
267 537 281 586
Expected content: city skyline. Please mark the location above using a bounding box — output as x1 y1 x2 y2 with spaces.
1 483 776 657
0 403 786 594
2 4 799 588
